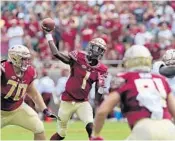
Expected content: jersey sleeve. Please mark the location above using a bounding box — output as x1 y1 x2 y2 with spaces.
152 61 165 74
68 50 78 61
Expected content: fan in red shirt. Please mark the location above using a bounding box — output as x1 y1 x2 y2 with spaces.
91 45 175 140
42 25 110 140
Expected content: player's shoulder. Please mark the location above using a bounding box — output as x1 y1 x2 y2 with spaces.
1 60 13 71
26 65 37 79
68 50 86 61
97 63 108 73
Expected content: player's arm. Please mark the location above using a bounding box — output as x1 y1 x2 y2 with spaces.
95 73 111 106
159 66 175 78
42 27 71 64
92 91 120 137
167 93 175 119
26 81 47 112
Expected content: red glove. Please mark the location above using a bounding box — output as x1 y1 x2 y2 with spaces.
90 136 104 141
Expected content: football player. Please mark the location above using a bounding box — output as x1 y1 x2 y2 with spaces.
42 27 110 140
1 45 57 140
91 45 175 140
152 49 175 95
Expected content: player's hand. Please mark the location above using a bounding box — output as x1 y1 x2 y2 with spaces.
43 109 60 120
90 136 104 141
42 25 53 34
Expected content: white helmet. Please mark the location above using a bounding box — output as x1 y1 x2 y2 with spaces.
162 49 175 66
8 45 31 71
123 45 152 71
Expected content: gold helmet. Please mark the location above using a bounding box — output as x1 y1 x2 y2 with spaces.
123 45 152 71
162 49 175 66
8 45 31 71
87 38 107 60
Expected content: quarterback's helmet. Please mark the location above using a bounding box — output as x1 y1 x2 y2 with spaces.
8 45 31 71
87 38 107 60
123 45 152 71
162 49 175 66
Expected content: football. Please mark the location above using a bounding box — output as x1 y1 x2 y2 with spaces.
41 18 55 31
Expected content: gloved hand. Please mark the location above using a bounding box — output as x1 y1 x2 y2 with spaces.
43 109 60 120
90 136 104 141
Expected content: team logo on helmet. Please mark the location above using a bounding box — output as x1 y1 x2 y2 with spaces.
87 38 107 60
123 45 152 71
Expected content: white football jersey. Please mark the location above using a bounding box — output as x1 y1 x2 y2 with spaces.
152 61 175 95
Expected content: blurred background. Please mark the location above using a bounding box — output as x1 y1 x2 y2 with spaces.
1 0 175 121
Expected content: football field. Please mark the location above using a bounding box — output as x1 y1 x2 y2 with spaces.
1 120 130 140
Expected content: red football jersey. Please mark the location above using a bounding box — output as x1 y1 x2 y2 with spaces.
1 61 36 111
61 50 108 101
115 72 172 129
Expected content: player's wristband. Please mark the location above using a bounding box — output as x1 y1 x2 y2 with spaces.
46 34 53 41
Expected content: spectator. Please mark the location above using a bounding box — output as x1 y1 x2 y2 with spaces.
7 19 24 48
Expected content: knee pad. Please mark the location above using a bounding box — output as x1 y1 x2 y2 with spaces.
34 120 45 134
86 122 93 138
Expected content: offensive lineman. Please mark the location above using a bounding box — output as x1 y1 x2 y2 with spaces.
1 45 56 140
91 45 175 140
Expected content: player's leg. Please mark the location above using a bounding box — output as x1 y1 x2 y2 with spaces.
1 110 15 128
126 118 175 140
50 101 76 140
76 101 93 138
10 103 46 140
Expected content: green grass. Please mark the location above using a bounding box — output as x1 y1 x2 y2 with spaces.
1 120 130 140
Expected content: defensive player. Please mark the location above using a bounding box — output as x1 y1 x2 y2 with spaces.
1 45 56 140
152 49 175 95
42 26 110 140
91 45 175 140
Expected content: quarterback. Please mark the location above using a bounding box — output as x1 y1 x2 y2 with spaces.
42 25 110 140
91 45 175 140
1 45 56 140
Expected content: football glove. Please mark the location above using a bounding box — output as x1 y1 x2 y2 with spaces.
43 109 60 120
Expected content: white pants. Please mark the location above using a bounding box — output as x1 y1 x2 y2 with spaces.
57 101 93 137
127 118 175 140
1 103 44 134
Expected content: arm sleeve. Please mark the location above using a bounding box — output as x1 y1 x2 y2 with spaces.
159 66 175 78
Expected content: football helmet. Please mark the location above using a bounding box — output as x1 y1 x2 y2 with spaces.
162 49 175 66
8 45 31 71
123 45 152 71
87 38 107 60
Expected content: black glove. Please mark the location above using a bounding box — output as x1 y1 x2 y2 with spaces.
43 109 60 120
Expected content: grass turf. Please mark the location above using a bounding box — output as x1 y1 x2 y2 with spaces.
1 120 130 140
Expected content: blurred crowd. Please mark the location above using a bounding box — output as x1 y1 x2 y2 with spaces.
1 1 175 66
